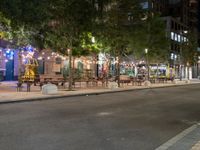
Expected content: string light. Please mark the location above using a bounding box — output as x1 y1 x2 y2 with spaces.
38 56 43 60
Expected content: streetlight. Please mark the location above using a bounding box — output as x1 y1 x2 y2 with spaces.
145 48 149 81
91 36 98 78
91 36 95 43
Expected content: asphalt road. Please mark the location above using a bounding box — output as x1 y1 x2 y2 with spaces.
0 84 200 150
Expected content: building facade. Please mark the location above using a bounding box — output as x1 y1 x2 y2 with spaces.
148 0 199 79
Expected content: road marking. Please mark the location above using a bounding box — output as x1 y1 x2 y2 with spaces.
155 124 198 150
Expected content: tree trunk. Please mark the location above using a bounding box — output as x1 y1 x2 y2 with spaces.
187 65 190 80
117 55 120 87
179 65 182 81
68 49 72 91
18 50 22 83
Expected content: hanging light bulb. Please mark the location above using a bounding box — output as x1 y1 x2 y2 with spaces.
38 56 43 60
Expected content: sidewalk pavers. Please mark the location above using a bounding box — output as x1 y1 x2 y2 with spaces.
156 124 200 150
0 79 200 104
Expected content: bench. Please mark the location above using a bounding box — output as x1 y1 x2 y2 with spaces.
119 75 131 86
39 74 64 87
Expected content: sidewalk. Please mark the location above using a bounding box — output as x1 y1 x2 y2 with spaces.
0 79 200 104
156 123 200 150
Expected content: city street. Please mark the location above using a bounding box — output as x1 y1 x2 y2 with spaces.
0 84 200 150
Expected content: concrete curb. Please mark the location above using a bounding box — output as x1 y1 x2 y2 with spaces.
0 82 200 105
155 124 198 150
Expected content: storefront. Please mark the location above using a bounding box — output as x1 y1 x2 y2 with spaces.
0 39 16 81
37 50 97 79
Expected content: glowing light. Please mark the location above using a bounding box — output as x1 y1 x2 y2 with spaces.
25 45 34 52
38 56 43 60
145 48 148 54
26 52 34 58
67 49 71 54
92 37 95 43
47 56 50 60
62 57 66 60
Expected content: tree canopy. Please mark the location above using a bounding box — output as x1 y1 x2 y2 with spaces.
0 0 96 52
182 30 199 66
130 14 170 63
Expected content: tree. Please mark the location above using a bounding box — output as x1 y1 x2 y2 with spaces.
0 0 96 90
182 30 199 79
94 0 143 87
130 14 170 64
0 12 32 84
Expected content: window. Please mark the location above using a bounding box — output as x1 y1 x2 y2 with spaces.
140 2 148 9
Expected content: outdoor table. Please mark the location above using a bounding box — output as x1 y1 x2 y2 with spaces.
157 77 166 83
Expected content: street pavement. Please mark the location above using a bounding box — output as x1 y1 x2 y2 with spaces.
0 83 200 149
0 79 199 103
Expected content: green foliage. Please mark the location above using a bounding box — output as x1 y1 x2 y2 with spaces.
95 0 143 56
94 0 169 64
130 14 170 63
0 12 12 40
0 0 170 64
80 32 102 54
0 0 96 51
0 12 31 48
182 30 199 65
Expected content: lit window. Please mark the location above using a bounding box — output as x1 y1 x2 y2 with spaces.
140 2 148 9
171 32 174 40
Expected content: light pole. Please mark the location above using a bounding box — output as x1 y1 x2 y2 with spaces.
145 48 149 81
91 36 98 78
